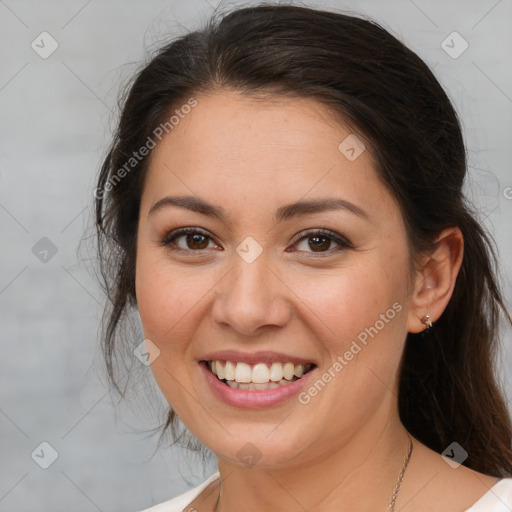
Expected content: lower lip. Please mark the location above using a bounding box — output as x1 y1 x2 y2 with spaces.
199 361 316 409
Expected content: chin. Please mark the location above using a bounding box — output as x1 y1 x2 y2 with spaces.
206 429 309 469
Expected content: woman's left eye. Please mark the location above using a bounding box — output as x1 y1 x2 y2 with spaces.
290 229 352 255
160 227 351 255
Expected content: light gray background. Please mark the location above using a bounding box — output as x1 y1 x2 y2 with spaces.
1 0 511 511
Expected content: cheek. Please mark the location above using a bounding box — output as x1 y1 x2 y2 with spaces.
134 249 213 412
292 263 405 350
290 266 407 432
135 248 215 348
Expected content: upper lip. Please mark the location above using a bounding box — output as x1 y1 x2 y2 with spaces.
199 350 316 366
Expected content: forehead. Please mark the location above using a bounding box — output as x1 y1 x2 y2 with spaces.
141 90 392 220
151 90 360 164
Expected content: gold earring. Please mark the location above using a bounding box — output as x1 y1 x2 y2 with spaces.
422 314 433 329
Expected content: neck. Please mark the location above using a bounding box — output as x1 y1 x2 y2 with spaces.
213 405 412 512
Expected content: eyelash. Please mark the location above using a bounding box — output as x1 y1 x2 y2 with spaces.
160 227 352 257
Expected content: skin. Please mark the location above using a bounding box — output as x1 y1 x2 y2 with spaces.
135 90 498 511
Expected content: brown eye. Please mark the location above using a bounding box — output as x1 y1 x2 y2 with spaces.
185 233 209 250
308 235 332 252
162 227 218 253
291 229 351 256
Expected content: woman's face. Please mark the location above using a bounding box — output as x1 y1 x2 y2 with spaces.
135 90 415 468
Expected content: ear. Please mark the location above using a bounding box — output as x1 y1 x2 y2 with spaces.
407 227 464 333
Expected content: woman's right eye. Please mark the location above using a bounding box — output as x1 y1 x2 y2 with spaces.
161 227 220 253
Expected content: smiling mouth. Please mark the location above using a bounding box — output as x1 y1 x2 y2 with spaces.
202 360 316 390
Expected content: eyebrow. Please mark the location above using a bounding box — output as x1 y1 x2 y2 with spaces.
148 195 369 223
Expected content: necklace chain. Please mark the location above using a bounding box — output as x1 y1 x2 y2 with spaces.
388 436 414 511
213 436 414 512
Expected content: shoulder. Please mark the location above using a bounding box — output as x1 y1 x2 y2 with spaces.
466 478 512 511
138 471 220 512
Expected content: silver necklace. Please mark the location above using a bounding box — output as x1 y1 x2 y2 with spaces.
388 436 414 511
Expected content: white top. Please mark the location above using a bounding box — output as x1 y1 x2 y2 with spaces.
140 471 512 512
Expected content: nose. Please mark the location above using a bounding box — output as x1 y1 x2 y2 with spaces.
211 251 292 337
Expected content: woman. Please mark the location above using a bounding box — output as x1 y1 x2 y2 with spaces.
94 4 512 511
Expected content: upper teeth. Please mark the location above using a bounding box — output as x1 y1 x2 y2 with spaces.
209 361 312 383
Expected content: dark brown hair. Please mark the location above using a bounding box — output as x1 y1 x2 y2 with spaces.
93 3 512 476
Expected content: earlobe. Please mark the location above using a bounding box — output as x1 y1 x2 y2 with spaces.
406 227 464 334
